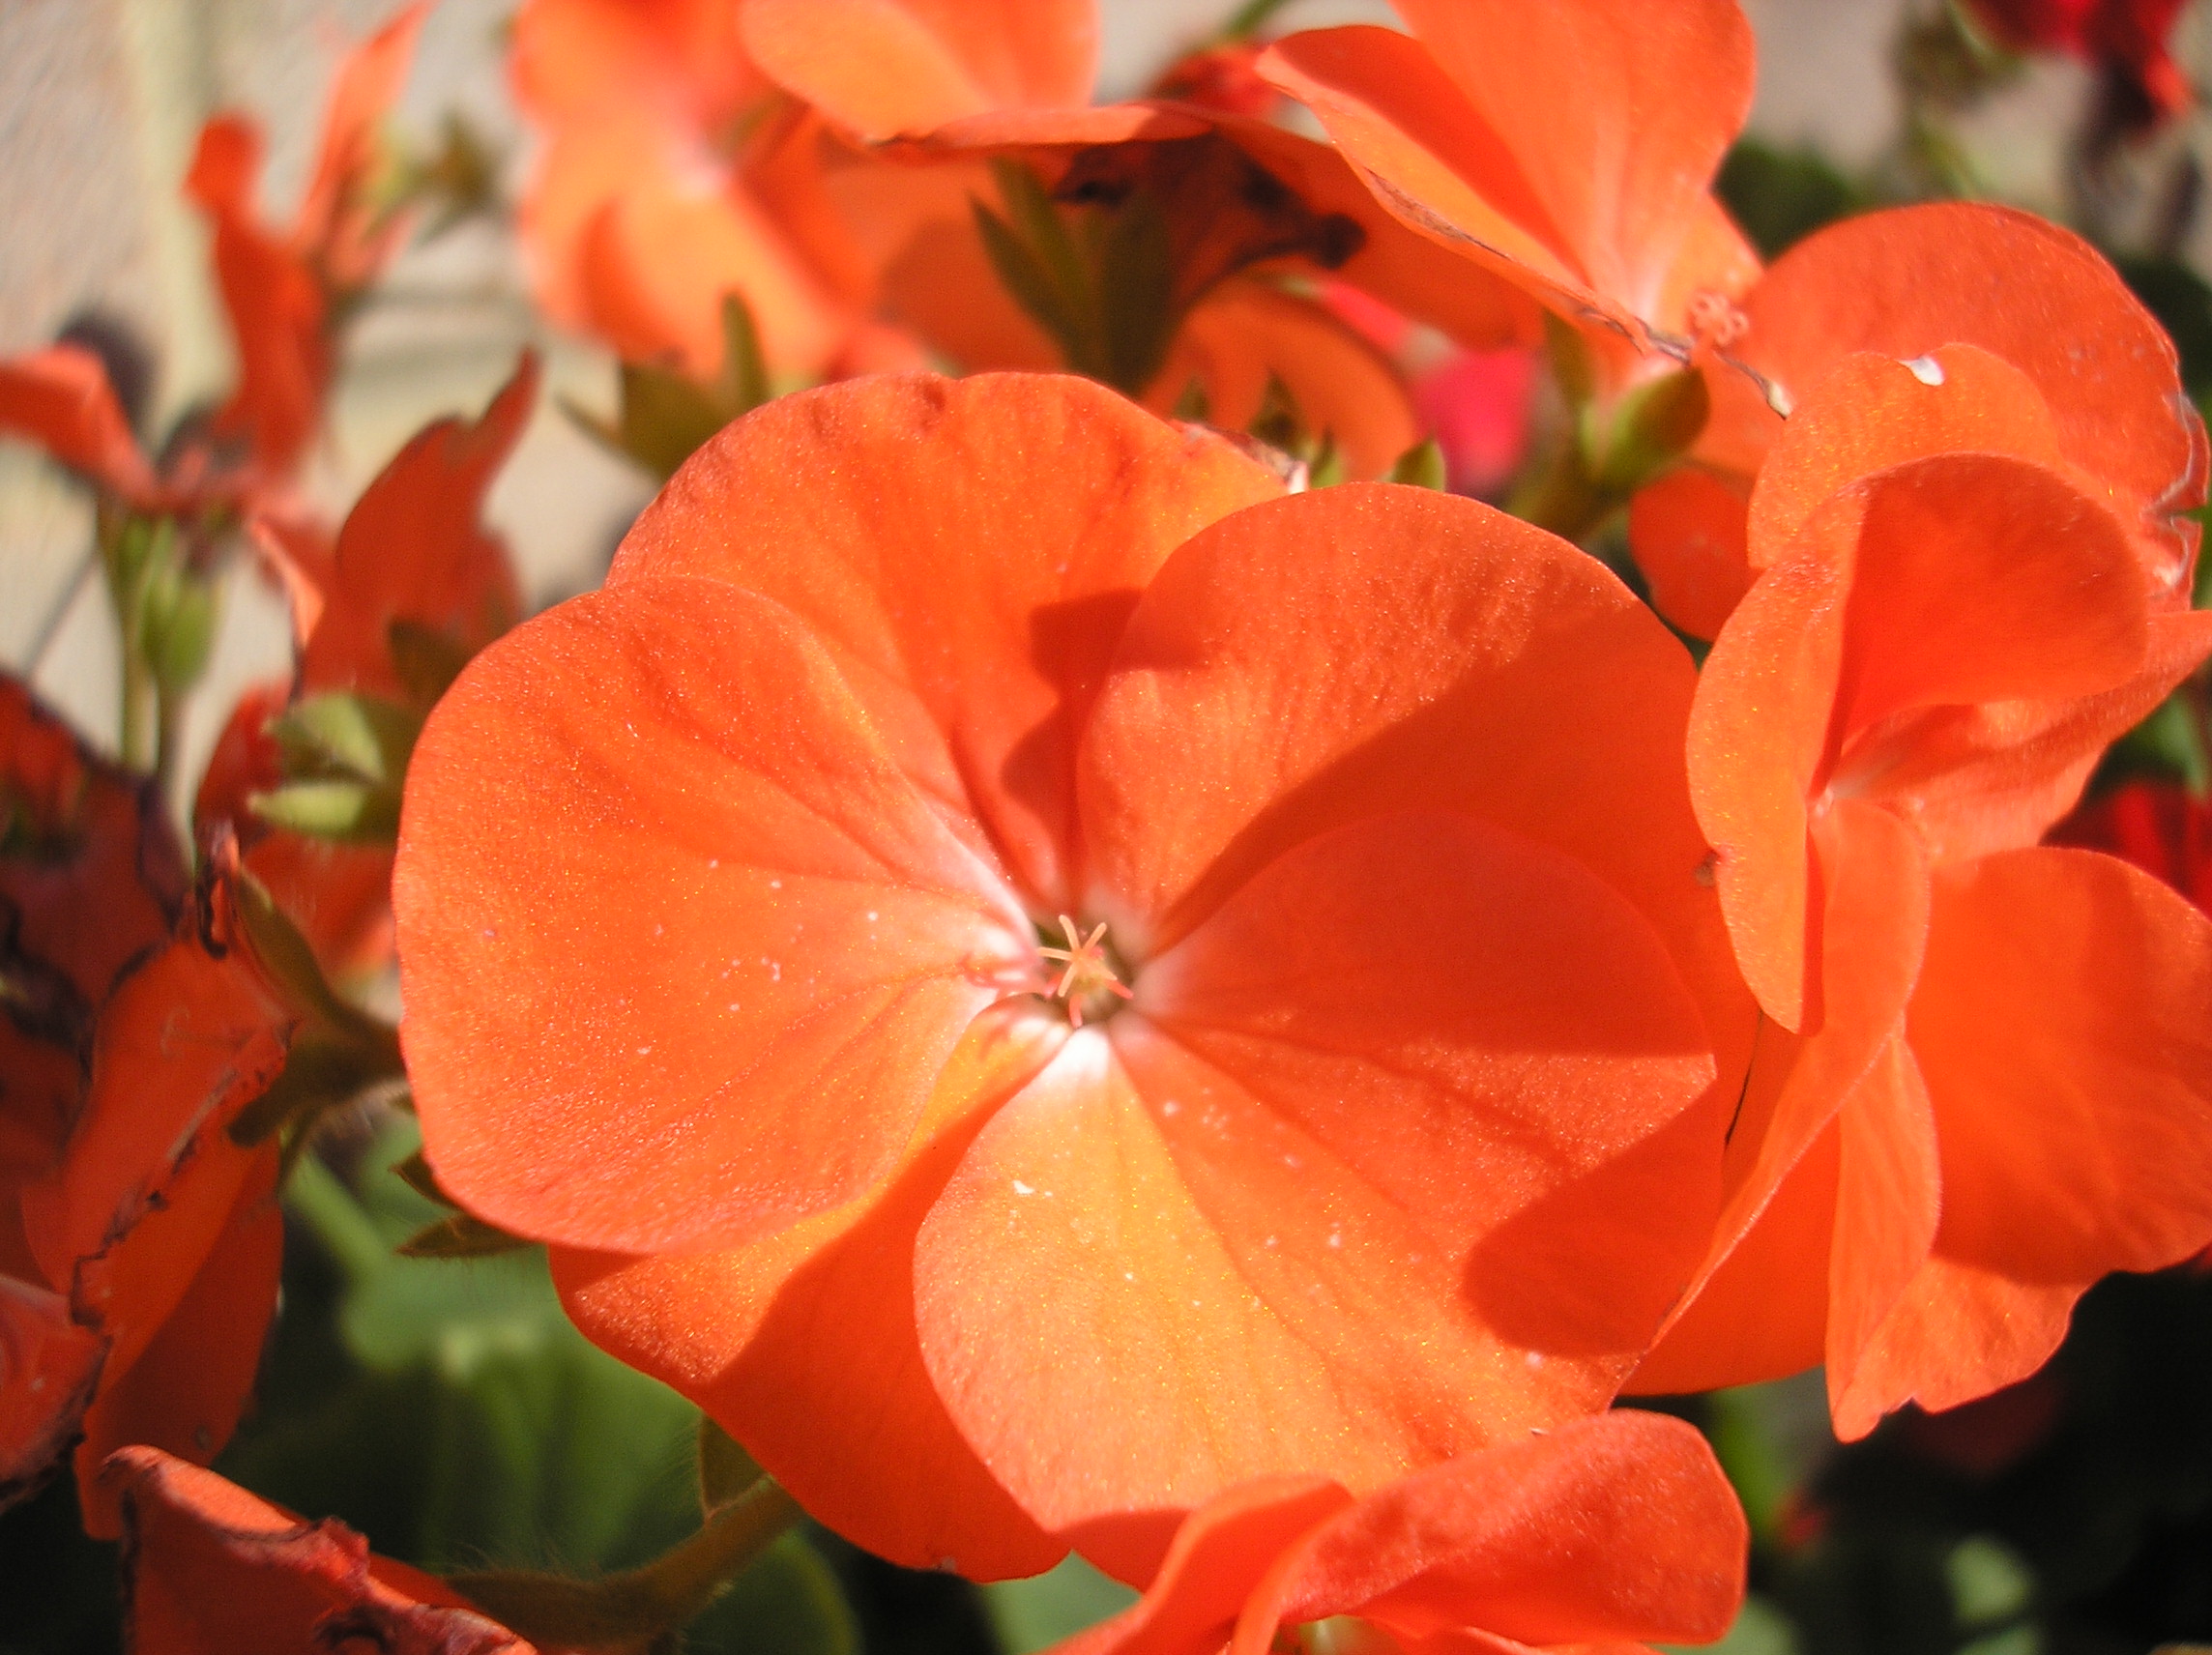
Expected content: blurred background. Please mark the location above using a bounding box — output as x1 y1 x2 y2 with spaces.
5 4 2212 1653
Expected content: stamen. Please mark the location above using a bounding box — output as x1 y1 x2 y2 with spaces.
1035 915 1134 1027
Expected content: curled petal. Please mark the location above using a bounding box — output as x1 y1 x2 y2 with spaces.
104 1447 532 1654
0 347 158 507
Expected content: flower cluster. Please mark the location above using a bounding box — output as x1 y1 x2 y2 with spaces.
4 1 2211 1652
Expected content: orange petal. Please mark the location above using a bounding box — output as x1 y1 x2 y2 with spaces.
511 0 760 128
740 0 1096 140
1824 1033 1942 1440
1825 455 2147 755
21 867 292 1378
1817 1255 2078 1430
1077 481 1749 1089
1685 550 1848 1031
1727 202 2206 591
1144 281 1420 482
1844 609 2212 868
571 165 850 378
607 373 1283 910
395 575 1033 1254
0 1278 103 1507
915 811 1712 1577
1061 1479 1353 1655
103 1447 536 1653
1910 848 2212 1283
0 346 159 506
1 673 187 1010
1261 0 1754 337
1627 466 1754 643
1236 1413 1745 1652
297 353 535 699
1746 345 2067 568
1207 117 1545 355
293 2 426 277
1633 798 1931 1394
187 114 330 480
549 1002 1064 1580
71 1149 283 1538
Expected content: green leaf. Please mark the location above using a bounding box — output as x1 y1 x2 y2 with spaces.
1591 367 1710 495
974 199 1092 375
229 1031 400 1147
698 1415 763 1517
1387 438 1446 491
230 869 403 1061
984 1554 1138 1655
270 692 422 787
718 293 770 414
618 363 734 481
688 1531 859 1655
250 778 401 845
1544 312 1597 409
1095 189 1177 394
1658 1595 1801 1655
1947 1535 2034 1630
397 1211 533 1260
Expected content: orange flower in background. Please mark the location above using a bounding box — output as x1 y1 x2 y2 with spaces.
397 373 1748 1582
1057 1411 1745 1655
0 5 423 521
1627 368 2212 1429
2 832 294 1535
512 0 941 381
731 0 1540 477
1966 0 2195 122
104 1448 535 1655
183 1 427 482
198 355 537 979
1255 0 1761 363
1632 202 2207 640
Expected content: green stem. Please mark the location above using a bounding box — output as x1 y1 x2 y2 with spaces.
284 1151 392 1283
119 646 154 772
153 683 183 804
451 1477 805 1646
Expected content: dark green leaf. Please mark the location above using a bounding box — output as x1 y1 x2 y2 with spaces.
718 293 771 414
397 1211 533 1260
1592 367 1710 495
974 199 1091 374
698 1415 763 1517
229 1032 399 1147
984 1554 1137 1655
1715 140 1867 260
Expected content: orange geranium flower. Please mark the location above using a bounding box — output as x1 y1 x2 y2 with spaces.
396 373 1748 1582
1630 202 2206 640
1626 365 2212 1431
104 1448 535 1655
197 356 537 979
1255 0 1760 363
734 0 1540 477
1056 1411 1745 1655
512 0 944 381
1 821 293 1533
0 6 422 522
183 2 426 480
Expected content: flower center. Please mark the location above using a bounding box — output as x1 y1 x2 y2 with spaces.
1035 915 1134 1028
